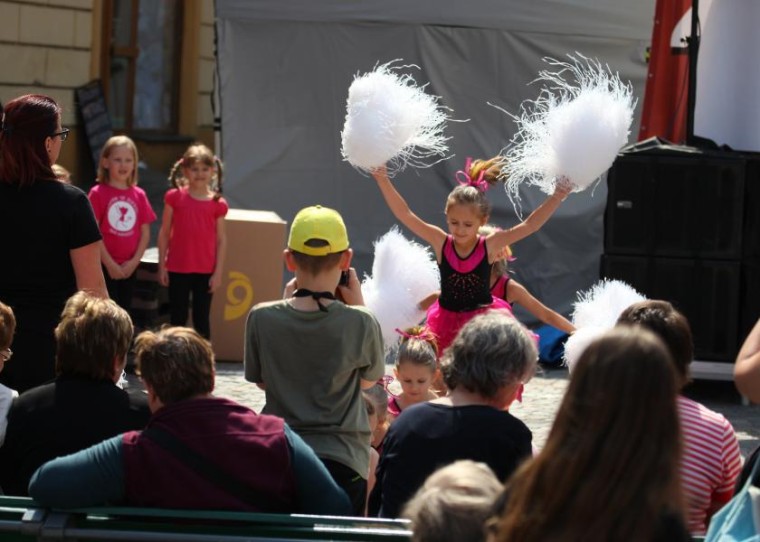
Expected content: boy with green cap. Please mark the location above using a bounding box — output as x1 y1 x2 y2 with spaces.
244 205 385 516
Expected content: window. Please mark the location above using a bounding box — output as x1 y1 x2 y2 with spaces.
101 0 183 133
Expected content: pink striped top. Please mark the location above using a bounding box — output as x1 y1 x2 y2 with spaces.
678 395 742 535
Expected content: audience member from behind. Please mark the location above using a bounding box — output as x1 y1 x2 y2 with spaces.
489 327 689 542
0 292 149 496
30 326 351 514
403 460 502 542
388 326 439 420
0 94 106 393
618 300 741 535
0 302 18 445
245 205 385 516
371 310 535 518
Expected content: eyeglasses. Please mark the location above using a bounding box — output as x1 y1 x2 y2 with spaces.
0 349 12 363
51 128 70 142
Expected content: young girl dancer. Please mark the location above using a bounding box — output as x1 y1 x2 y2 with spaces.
158 143 227 339
372 157 570 353
88 136 156 310
388 327 439 420
480 224 575 334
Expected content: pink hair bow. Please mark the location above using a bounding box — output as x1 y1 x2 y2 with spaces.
455 157 489 192
395 327 437 343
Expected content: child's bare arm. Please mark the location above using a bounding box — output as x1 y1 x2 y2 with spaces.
487 180 571 257
121 223 150 278
507 280 575 334
735 319 760 402
100 244 126 280
372 166 447 254
209 216 227 293
157 205 173 286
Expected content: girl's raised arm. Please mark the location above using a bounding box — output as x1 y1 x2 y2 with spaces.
487 180 571 259
372 166 447 251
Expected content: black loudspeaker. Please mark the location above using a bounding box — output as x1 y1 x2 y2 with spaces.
601 255 741 361
603 148 760 364
605 154 750 259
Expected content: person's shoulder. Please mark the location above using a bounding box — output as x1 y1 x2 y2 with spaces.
338 303 380 323
251 299 288 313
130 185 149 197
677 394 734 430
42 179 89 201
87 182 103 196
164 187 183 201
10 381 57 413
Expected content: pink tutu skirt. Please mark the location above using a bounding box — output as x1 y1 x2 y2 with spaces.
426 296 513 356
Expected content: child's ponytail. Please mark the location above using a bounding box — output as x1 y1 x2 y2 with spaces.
447 156 506 218
395 326 439 370
212 155 224 201
168 158 184 190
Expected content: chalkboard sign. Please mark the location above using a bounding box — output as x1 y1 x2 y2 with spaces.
75 80 113 169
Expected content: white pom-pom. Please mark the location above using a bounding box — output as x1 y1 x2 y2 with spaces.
563 279 647 370
341 61 451 176
362 227 441 351
571 279 646 330
503 54 636 205
564 326 607 373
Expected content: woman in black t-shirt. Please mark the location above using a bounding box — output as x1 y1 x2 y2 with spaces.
0 94 106 392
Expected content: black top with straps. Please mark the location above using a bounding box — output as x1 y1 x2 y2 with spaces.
438 236 493 312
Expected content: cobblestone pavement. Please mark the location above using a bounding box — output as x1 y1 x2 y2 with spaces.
207 362 760 458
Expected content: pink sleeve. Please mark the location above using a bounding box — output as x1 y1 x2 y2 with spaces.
87 185 105 223
136 188 157 225
164 188 179 206
216 197 229 218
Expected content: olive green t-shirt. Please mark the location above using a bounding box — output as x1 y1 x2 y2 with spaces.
244 300 385 478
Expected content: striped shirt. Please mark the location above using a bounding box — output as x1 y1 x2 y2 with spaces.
678 395 742 535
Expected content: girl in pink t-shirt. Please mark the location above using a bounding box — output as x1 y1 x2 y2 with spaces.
158 143 228 339
89 136 156 311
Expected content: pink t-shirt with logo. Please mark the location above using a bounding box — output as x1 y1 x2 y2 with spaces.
88 183 157 264
164 187 229 274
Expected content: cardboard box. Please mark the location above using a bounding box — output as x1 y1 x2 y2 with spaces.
210 209 286 362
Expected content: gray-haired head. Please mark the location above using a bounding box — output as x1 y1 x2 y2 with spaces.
441 310 537 399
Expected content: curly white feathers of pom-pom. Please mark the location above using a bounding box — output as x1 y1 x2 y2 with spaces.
564 326 607 374
571 279 646 330
362 227 441 351
503 54 636 203
341 61 452 176
563 279 647 371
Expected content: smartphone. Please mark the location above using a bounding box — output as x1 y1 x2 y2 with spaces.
339 270 350 287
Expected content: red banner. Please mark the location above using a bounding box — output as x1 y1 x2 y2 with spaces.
638 0 692 143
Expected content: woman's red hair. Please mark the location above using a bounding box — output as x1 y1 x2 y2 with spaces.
0 94 60 186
